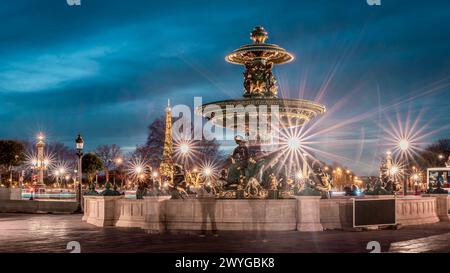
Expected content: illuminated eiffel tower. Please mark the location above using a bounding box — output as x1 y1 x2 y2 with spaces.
159 99 174 182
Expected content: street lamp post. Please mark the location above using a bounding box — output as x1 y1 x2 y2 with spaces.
75 134 84 213
135 166 143 189
54 170 60 187
398 139 410 196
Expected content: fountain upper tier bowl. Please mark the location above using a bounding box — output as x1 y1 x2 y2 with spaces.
198 98 326 129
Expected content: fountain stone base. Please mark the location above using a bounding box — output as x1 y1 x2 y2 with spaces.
83 196 323 232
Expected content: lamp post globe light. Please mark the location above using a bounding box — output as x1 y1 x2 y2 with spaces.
75 134 84 213
112 157 123 187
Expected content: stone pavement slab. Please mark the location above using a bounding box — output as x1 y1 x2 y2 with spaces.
0 213 449 253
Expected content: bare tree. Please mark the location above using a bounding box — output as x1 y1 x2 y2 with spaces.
129 145 154 164
145 117 165 168
95 144 122 182
413 139 450 168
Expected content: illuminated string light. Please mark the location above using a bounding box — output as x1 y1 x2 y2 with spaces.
390 165 399 175
173 139 199 169
127 158 149 180
287 137 302 151
199 160 219 180
179 143 190 154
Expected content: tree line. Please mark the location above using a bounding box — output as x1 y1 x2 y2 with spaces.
0 117 223 187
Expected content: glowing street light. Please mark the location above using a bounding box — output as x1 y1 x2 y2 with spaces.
390 166 399 176
203 167 212 177
135 166 143 174
37 133 45 142
398 139 410 151
397 139 411 195
179 143 190 155
64 175 71 188
53 170 61 188
287 137 302 151
115 157 123 165
134 165 146 182
127 158 149 185
111 157 124 186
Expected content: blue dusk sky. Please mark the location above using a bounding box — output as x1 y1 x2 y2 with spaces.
0 0 449 175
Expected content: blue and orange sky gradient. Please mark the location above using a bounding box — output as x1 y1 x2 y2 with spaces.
0 0 449 175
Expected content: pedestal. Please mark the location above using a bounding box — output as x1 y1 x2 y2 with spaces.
422 194 450 222
0 188 22 200
295 196 323 232
82 195 123 226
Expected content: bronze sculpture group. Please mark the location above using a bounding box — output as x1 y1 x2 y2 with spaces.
145 136 335 199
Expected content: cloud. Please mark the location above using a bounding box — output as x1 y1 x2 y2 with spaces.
0 0 449 175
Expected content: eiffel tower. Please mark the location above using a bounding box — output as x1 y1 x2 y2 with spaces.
159 99 174 182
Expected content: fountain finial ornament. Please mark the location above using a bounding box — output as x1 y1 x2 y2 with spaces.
226 26 294 98
251 26 268 44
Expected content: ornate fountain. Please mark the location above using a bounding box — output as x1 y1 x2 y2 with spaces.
196 27 329 198
199 26 326 139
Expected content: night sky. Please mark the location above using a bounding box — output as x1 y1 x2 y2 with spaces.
0 0 449 175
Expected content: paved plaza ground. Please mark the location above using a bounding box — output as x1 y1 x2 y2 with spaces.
0 213 449 253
